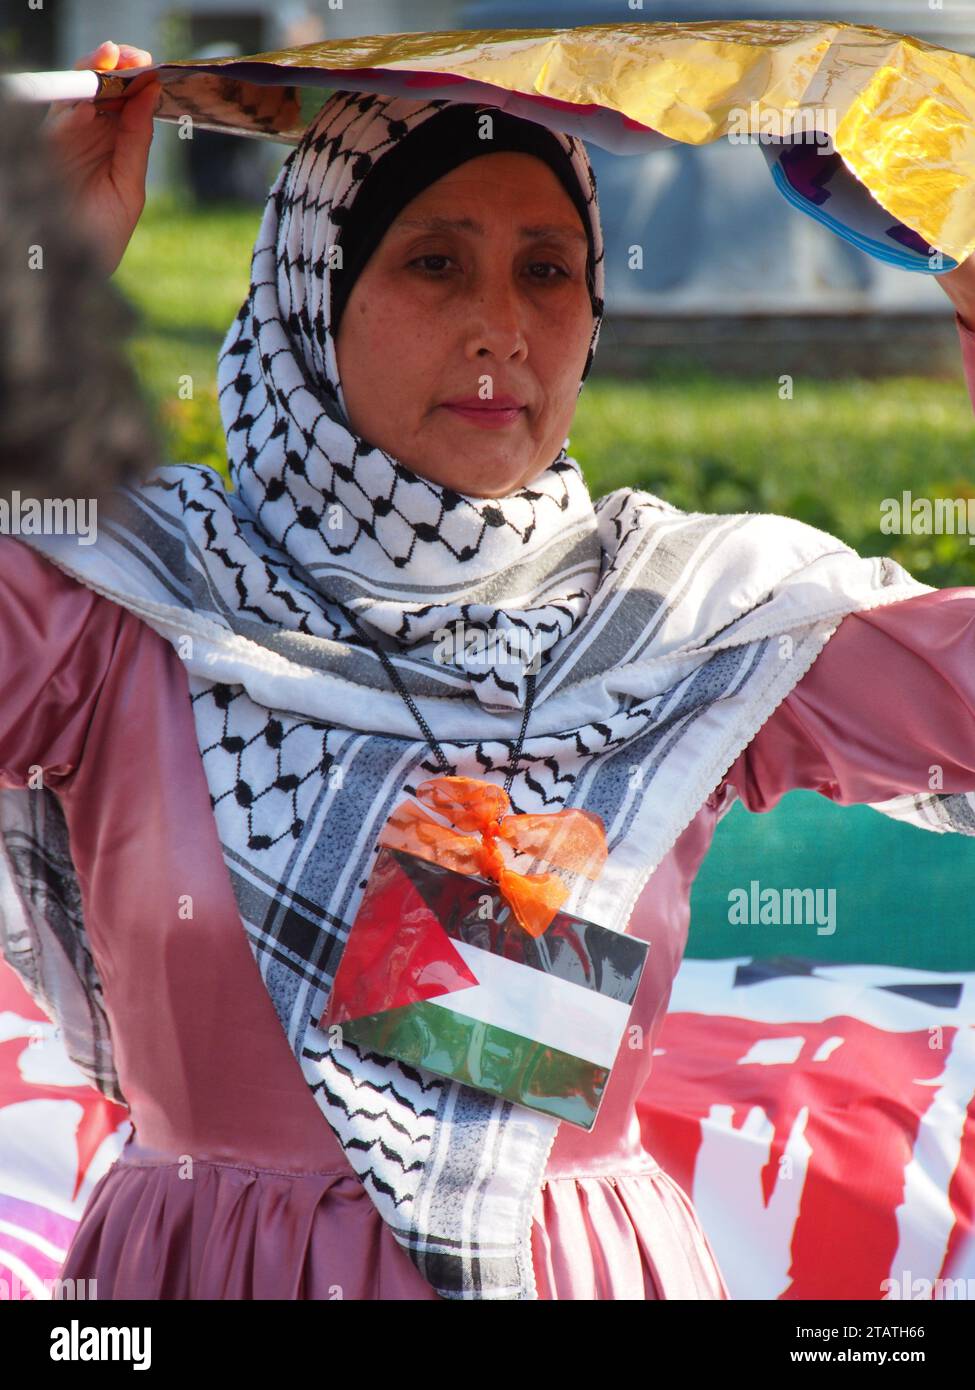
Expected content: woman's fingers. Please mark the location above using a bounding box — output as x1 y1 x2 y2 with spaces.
73 40 119 72
106 78 160 206
72 40 153 73
95 66 161 115
114 45 154 70
50 43 155 122
40 92 98 137
42 42 123 127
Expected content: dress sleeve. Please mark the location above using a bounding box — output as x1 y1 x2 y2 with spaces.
0 538 128 791
956 310 975 414
723 589 975 811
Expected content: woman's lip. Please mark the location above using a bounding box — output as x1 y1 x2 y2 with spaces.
440 404 526 429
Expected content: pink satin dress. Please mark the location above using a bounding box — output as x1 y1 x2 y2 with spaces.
2 314 974 1301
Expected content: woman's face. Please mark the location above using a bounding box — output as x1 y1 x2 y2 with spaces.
334 152 595 499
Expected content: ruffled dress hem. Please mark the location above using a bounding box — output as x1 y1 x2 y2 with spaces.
61 1153 729 1301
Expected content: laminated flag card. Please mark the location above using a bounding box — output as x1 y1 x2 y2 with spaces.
320 844 650 1131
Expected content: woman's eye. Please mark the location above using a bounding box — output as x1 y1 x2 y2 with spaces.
410 254 453 275
526 261 569 282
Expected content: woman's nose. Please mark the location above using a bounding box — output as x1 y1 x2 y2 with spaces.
465 273 529 362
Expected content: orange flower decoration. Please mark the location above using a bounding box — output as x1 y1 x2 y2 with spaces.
377 775 608 938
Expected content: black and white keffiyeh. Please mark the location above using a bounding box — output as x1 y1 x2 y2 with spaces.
4 89 975 1301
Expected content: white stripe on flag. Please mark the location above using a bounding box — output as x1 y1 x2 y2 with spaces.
428 939 631 1069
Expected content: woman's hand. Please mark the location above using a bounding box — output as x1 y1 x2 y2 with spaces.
42 40 161 276
935 250 975 332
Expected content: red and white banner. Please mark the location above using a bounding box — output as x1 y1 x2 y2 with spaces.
641 958 975 1300
0 967 129 1300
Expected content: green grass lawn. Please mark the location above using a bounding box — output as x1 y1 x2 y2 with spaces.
115 194 975 588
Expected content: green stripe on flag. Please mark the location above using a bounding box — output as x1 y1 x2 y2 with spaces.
341 1001 610 1129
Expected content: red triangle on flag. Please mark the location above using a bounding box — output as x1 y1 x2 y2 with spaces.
321 849 480 1028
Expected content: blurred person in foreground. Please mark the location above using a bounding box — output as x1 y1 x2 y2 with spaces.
0 43 161 505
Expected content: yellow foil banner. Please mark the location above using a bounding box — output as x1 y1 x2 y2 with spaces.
131 21 974 263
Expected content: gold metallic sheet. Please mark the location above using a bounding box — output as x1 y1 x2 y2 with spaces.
130 21 974 262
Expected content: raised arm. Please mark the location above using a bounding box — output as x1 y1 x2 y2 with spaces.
955 311 975 414
41 39 159 275
937 246 975 411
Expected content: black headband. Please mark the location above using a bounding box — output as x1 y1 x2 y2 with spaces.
328 102 599 339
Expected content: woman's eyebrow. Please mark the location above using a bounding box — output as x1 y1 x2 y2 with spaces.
393 214 587 244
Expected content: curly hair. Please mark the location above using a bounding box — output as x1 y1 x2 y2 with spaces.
0 87 161 503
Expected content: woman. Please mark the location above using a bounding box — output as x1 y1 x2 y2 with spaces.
4 39 975 1302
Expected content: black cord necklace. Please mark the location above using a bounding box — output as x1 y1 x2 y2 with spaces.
331 597 538 815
